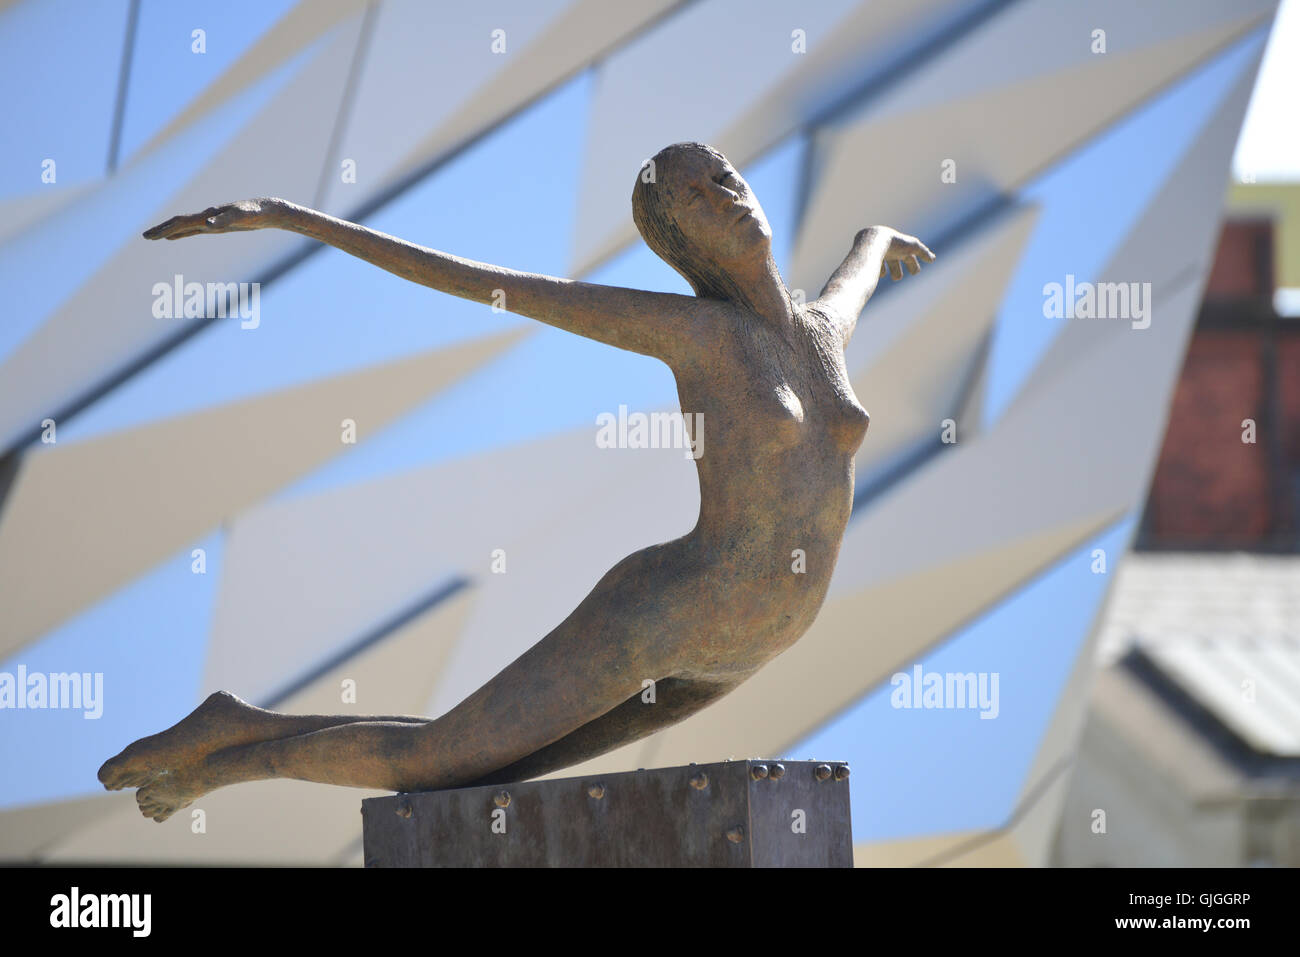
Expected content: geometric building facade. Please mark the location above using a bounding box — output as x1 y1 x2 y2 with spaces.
0 0 1280 863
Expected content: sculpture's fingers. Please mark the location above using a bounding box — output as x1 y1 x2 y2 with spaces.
889 260 904 281
919 242 936 262
144 212 209 240
905 255 920 276
880 262 888 278
143 217 183 240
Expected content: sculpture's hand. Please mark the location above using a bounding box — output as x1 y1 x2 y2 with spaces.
862 226 935 281
818 226 935 342
143 198 282 240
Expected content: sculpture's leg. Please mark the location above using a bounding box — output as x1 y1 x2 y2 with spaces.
131 599 676 820
110 676 735 821
98 691 429 791
464 676 737 786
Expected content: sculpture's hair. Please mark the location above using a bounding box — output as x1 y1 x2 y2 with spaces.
631 142 753 304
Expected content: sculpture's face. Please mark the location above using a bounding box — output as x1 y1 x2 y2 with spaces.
665 150 773 266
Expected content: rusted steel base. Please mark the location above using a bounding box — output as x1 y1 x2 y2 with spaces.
361 759 853 867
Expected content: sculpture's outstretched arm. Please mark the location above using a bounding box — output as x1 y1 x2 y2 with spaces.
815 226 934 344
144 198 707 366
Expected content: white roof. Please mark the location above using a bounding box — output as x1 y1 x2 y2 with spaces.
1097 552 1300 756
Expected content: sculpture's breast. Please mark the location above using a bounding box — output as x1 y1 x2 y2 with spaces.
772 379 803 417
811 343 869 448
743 342 806 447
827 387 870 446
780 306 863 447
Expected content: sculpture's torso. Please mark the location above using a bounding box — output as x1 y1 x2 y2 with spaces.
581 303 869 684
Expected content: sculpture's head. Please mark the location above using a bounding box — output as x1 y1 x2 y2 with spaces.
632 143 775 301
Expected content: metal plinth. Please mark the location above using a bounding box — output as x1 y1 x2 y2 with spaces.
361 759 852 867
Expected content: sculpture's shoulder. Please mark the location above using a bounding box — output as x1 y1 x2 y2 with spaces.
798 300 850 348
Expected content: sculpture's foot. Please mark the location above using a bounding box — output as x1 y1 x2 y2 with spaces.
134 767 212 823
97 690 259 793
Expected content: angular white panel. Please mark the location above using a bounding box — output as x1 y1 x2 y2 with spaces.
790 0 1274 293
572 0 984 275
321 0 680 216
0 15 365 452
0 329 522 656
131 0 371 161
204 424 697 705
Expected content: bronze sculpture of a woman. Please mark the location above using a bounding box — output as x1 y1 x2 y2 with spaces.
99 142 934 821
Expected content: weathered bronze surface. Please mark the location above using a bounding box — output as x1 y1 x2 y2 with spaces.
99 142 933 822
361 759 853 867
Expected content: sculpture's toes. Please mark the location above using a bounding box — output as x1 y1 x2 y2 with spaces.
135 784 178 823
98 750 139 790
135 791 160 817
99 745 166 791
